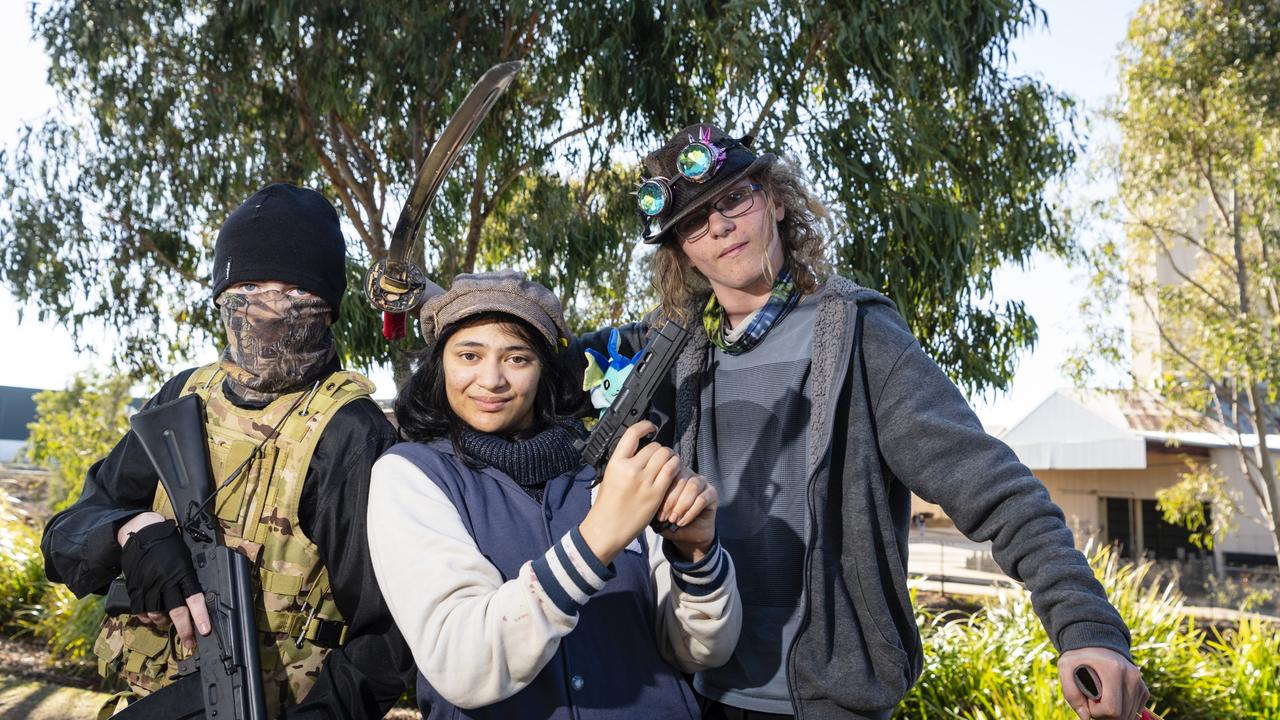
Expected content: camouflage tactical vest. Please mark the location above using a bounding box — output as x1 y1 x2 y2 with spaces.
93 364 377 717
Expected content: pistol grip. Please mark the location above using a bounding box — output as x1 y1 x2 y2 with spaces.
650 517 679 533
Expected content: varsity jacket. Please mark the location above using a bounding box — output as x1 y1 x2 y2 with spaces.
367 438 742 719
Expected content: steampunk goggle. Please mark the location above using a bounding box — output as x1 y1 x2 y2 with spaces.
636 127 744 218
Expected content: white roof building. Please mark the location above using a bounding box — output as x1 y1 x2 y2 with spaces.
915 388 1278 565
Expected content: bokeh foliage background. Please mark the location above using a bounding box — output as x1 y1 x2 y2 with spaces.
1 0 1077 393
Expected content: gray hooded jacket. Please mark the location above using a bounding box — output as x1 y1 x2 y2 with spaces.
578 276 1130 718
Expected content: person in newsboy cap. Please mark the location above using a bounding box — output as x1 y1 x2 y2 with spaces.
371 269 742 718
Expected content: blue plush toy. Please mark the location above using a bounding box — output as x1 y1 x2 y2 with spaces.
583 328 643 418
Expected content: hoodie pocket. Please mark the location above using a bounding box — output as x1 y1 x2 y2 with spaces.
844 561 910 684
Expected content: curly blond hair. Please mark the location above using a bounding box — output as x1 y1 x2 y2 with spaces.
650 157 832 322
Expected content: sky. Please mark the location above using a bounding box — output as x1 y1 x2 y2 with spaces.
0 1 1142 426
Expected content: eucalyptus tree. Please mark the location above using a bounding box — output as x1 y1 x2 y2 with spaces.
2 1 1076 394
1076 0 1280 565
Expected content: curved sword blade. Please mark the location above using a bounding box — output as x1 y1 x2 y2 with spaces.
385 60 523 271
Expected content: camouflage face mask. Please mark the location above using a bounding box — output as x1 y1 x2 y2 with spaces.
217 290 336 404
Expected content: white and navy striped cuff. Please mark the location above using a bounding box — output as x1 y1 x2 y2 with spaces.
663 537 730 597
531 527 616 616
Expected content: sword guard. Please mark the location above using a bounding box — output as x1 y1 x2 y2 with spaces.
364 258 432 313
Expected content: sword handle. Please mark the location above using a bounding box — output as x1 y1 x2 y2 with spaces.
363 257 440 313
1073 665 1163 719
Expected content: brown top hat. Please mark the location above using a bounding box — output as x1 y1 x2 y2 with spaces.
638 123 776 244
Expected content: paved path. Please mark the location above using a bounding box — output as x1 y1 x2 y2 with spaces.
908 525 1015 597
907 526 1280 622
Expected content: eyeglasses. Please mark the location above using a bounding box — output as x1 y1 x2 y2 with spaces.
675 183 764 242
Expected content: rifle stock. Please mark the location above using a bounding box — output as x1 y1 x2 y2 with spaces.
113 394 267 720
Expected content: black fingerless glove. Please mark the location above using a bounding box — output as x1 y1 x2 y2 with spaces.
119 520 203 614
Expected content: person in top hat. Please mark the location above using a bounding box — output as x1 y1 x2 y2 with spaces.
367 270 741 719
576 124 1149 720
41 183 414 718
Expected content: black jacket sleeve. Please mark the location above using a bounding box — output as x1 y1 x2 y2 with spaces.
40 369 196 597
283 397 415 720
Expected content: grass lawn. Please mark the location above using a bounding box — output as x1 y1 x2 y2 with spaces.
0 674 424 719
0 675 110 720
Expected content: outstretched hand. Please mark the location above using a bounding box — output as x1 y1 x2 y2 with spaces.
1058 647 1150 719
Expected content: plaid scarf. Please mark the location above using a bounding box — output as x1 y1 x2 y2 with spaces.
703 267 800 355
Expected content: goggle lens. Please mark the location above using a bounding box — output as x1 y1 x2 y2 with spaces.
677 141 716 181
636 180 669 216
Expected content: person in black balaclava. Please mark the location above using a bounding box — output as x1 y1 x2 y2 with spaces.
41 184 415 719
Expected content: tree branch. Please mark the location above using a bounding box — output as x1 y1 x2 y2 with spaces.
1139 289 1222 391
1223 446 1273 522
461 155 490 274
576 131 604 206
1191 141 1236 237
119 214 202 284
1130 215 1237 314
1260 221 1280 317
501 9 542 58
764 24 830 145
484 121 602 218
325 112 383 242
292 82 379 254
1124 383 1269 503
333 113 391 190
1118 195 1237 276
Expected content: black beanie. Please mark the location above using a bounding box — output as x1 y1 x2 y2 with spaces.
211 183 347 312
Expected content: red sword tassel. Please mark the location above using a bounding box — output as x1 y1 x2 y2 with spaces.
382 311 407 341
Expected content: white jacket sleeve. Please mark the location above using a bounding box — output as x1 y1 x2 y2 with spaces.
367 453 615 709
647 530 742 673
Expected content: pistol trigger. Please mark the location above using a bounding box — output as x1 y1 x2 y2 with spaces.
647 407 670 442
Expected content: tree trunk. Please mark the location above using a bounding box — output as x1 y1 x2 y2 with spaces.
1229 185 1280 570
461 157 490 274
390 349 414 396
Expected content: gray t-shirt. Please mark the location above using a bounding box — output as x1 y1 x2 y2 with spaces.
693 295 816 714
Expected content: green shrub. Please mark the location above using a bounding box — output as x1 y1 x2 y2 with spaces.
897 545 1280 719
20 585 105 664
900 587 1073 718
1204 614 1280 719
0 497 104 666
23 372 132 512
0 500 48 631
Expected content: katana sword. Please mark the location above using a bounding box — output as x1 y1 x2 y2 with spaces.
365 60 523 329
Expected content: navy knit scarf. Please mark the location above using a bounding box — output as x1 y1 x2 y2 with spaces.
459 419 585 503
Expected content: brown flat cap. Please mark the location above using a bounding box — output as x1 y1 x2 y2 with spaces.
419 270 569 351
